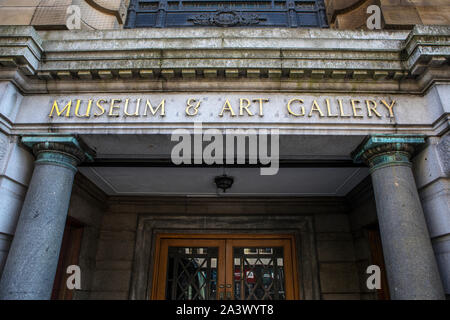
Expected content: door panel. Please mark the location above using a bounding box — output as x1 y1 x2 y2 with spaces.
154 239 226 300
152 235 298 300
226 239 295 300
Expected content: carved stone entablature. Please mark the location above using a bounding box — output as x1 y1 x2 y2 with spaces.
188 9 266 27
0 26 449 94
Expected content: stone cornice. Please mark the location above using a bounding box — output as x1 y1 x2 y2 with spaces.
404 25 450 76
0 26 43 76
0 26 449 94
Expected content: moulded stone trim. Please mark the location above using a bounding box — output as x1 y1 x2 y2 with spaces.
0 26 448 94
129 214 320 300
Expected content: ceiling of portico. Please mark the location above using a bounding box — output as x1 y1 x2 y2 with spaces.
80 134 366 160
79 166 369 197
78 134 370 197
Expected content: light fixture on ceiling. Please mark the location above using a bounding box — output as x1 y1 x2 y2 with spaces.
214 174 234 193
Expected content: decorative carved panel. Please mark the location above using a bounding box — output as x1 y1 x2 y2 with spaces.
125 0 328 28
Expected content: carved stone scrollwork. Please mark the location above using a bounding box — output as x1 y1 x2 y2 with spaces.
188 9 266 27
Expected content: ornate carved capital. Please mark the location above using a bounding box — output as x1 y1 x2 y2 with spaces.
22 135 94 172
352 134 426 172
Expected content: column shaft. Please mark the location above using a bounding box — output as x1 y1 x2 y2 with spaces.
371 164 444 299
353 135 445 300
0 163 75 299
0 136 92 300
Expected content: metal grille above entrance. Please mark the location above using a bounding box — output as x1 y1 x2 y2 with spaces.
125 0 328 28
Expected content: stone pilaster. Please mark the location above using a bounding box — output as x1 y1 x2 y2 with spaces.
353 134 445 300
0 135 93 300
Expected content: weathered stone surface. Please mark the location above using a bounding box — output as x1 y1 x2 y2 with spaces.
315 214 351 233
0 26 448 95
0 233 12 276
433 236 450 295
317 240 356 262
371 165 445 299
418 180 450 239
0 0 126 30
0 162 76 299
0 135 93 299
329 0 450 29
0 132 7 164
89 291 128 300
437 135 450 177
322 293 361 300
101 213 137 232
96 239 135 261
92 270 131 292
319 262 360 293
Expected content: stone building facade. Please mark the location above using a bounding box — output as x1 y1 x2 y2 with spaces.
0 1 448 300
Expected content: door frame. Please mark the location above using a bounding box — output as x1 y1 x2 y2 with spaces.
152 238 226 300
151 233 300 300
129 214 320 300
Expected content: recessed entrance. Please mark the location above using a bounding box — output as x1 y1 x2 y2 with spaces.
152 234 299 300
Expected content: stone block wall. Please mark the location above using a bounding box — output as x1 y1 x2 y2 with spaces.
1 0 448 30
326 0 450 29
314 213 361 299
88 197 369 300
412 113 450 298
347 178 380 300
0 81 34 277
89 211 137 299
67 174 107 299
0 0 128 30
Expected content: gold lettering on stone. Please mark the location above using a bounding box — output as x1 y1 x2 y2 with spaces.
49 100 72 118
219 99 236 117
239 98 253 116
366 100 382 118
124 98 140 117
186 98 201 116
144 99 166 117
309 100 324 117
109 99 121 117
94 99 106 117
253 98 268 117
380 100 396 118
338 99 351 117
47 96 399 120
351 99 364 118
287 98 305 117
326 99 338 117
75 99 92 118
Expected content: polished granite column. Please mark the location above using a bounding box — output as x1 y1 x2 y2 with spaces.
353 134 445 300
0 136 93 300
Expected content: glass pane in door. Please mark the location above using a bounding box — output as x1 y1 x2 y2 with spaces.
233 247 286 300
165 247 218 300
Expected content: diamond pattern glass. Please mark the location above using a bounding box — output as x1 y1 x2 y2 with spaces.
165 247 218 300
233 247 285 300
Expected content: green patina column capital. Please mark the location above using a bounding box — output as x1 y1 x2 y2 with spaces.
21 134 95 172
352 134 426 172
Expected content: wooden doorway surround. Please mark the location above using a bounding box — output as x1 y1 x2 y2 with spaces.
151 233 299 300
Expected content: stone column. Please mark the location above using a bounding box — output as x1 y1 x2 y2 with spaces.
353 135 445 300
0 136 93 300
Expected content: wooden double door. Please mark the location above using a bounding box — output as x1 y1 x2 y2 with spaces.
152 234 299 300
